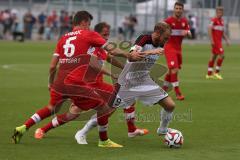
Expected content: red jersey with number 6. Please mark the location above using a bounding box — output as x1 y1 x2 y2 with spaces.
52 29 106 91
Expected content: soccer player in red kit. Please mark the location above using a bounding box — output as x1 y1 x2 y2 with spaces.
12 11 144 147
206 6 230 80
163 2 191 100
34 22 148 142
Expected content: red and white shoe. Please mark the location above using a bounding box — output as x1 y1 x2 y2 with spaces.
128 128 149 138
176 94 185 101
34 128 45 139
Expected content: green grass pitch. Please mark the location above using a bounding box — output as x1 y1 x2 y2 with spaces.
0 41 239 160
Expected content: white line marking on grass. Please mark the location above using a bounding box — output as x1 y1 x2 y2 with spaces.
1 64 47 73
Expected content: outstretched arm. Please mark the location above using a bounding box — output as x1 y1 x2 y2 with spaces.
139 48 164 55
103 43 145 61
89 55 117 79
107 54 125 69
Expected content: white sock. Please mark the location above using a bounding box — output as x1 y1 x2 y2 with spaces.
163 80 170 87
51 117 59 127
160 109 173 130
79 114 97 135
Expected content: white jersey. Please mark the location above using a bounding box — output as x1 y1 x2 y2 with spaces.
118 34 163 91
112 34 168 108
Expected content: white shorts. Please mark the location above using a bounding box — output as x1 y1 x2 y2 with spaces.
112 80 168 108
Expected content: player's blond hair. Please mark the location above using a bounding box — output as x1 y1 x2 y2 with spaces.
154 22 171 34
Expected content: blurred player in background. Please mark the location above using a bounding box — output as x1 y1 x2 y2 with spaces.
162 2 191 100
206 6 230 80
34 22 148 142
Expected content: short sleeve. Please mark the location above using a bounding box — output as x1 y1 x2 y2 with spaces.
164 17 171 25
53 39 62 57
129 35 149 52
87 31 106 47
209 18 215 27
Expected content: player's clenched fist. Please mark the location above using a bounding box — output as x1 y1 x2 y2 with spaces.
128 50 145 61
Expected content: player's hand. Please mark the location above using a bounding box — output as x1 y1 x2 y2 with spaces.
152 48 164 55
111 73 119 80
48 83 51 91
226 39 230 46
183 30 192 38
211 42 215 48
182 30 189 36
129 50 145 61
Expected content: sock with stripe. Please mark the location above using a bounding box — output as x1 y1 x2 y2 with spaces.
124 104 137 133
24 106 52 129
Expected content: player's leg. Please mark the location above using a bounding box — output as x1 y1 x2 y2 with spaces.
137 85 174 135
163 53 174 91
74 82 115 144
75 103 148 143
34 83 108 140
165 53 184 100
75 113 98 144
95 104 122 147
35 103 80 139
12 90 64 144
169 67 184 100
206 52 218 79
74 106 119 147
214 54 224 79
71 84 122 147
157 96 175 135
163 73 171 91
124 103 149 137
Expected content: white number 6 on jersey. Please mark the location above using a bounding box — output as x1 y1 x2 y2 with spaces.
63 36 77 57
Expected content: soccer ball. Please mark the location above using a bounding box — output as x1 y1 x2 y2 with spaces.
164 129 184 148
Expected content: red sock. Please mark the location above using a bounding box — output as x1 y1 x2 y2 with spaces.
41 115 64 133
24 106 52 129
174 86 181 96
208 60 214 75
41 113 78 133
124 105 136 133
41 122 54 133
170 73 181 96
163 73 170 91
215 58 224 73
97 113 109 141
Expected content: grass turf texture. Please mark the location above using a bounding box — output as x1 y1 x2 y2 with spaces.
0 41 240 160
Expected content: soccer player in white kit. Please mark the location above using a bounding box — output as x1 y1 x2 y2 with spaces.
75 22 176 145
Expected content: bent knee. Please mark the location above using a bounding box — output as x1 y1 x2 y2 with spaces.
159 97 175 111
166 101 175 111
170 68 178 74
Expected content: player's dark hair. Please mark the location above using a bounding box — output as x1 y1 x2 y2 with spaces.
73 10 93 26
154 22 171 34
174 1 184 8
216 6 224 11
94 22 110 33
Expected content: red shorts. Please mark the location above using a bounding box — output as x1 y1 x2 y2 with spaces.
49 82 114 111
212 44 224 54
165 53 182 69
